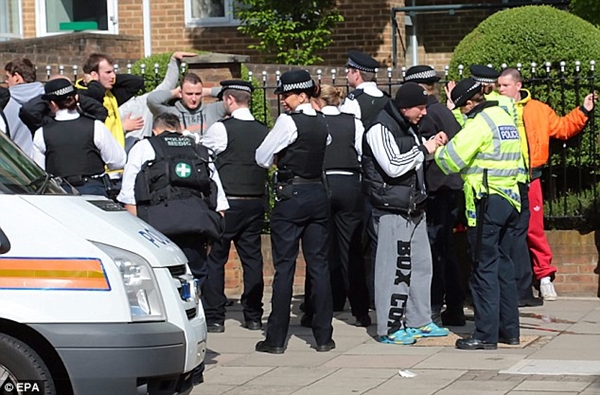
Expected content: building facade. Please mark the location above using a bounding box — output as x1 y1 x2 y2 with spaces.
0 0 567 69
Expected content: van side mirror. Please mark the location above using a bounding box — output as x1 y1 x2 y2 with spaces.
0 227 11 254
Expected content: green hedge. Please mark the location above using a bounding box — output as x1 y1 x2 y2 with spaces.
130 51 273 127
450 6 600 226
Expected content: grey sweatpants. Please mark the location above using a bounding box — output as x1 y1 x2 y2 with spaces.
373 210 433 337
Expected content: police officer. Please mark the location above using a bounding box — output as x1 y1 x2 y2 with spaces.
404 65 466 326
307 84 371 327
117 113 229 286
365 82 449 346
255 69 334 354
340 50 390 126
201 80 269 333
31 78 126 197
462 65 540 307
435 78 522 350
339 50 391 310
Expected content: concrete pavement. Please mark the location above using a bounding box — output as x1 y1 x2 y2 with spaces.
192 297 600 395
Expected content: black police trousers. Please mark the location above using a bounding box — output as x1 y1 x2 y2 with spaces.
467 194 520 343
265 183 333 348
427 189 465 314
304 173 369 318
203 198 265 325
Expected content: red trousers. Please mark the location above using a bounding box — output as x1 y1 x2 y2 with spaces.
527 178 557 280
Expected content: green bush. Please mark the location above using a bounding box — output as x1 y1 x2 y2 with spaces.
450 5 600 174
130 51 272 127
544 183 600 232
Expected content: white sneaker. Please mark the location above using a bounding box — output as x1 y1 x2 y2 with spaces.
540 282 558 301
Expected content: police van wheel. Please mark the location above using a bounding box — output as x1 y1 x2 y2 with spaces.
0 334 56 395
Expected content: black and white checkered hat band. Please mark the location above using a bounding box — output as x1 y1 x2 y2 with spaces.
222 84 252 93
472 76 497 84
48 85 75 97
455 82 482 105
405 69 437 81
278 79 314 92
347 58 376 73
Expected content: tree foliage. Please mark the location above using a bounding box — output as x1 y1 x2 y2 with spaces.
236 0 344 65
570 0 600 27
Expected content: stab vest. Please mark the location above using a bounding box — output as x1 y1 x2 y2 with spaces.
134 132 215 208
362 101 427 213
215 118 268 196
348 88 391 129
43 115 104 178
322 113 360 172
277 112 328 180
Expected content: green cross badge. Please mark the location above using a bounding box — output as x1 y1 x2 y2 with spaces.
175 162 192 178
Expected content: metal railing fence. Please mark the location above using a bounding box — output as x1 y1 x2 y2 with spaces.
38 61 600 229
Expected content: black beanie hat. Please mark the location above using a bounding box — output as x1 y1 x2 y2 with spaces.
394 82 429 108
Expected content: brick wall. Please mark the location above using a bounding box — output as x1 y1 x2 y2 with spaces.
547 231 600 297
224 231 600 298
122 0 404 68
22 0 35 38
0 33 142 81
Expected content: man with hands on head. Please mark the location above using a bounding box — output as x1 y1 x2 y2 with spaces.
147 71 225 138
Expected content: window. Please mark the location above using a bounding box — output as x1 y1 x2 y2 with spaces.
36 0 118 36
0 0 22 41
185 0 241 27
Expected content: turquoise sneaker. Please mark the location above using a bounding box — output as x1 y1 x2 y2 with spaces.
379 329 416 345
406 322 449 338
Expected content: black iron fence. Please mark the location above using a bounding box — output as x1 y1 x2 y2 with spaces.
39 61 600 229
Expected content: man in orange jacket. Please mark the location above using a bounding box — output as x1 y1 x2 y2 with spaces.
497 68 596 301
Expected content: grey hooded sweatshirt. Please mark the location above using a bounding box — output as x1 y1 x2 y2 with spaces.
147 88 225 136
4 81 44 157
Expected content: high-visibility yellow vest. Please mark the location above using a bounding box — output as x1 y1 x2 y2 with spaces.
435 104 522 226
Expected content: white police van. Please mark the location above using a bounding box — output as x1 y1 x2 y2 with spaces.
0 131 207 395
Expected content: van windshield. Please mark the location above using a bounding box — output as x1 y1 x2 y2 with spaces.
0 132 65 195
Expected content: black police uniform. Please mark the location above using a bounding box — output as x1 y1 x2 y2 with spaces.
202 115 269 330
267 111 332 349
255 70 334 353
405 65 467 326
134 131 219 285
340 50 391 310
303 110 370 325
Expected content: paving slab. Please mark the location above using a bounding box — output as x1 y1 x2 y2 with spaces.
323 353 429 369
200 366 274 385
289 374 382 395
361 368 467 395
528 334 600 360
501 360 600 376
436 379 519 394
220 349 338 367
506 392 579 395
245 366 338 387
414 350 527 370
513 380 594 391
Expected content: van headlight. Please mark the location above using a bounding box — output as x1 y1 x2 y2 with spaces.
93 242 165 321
